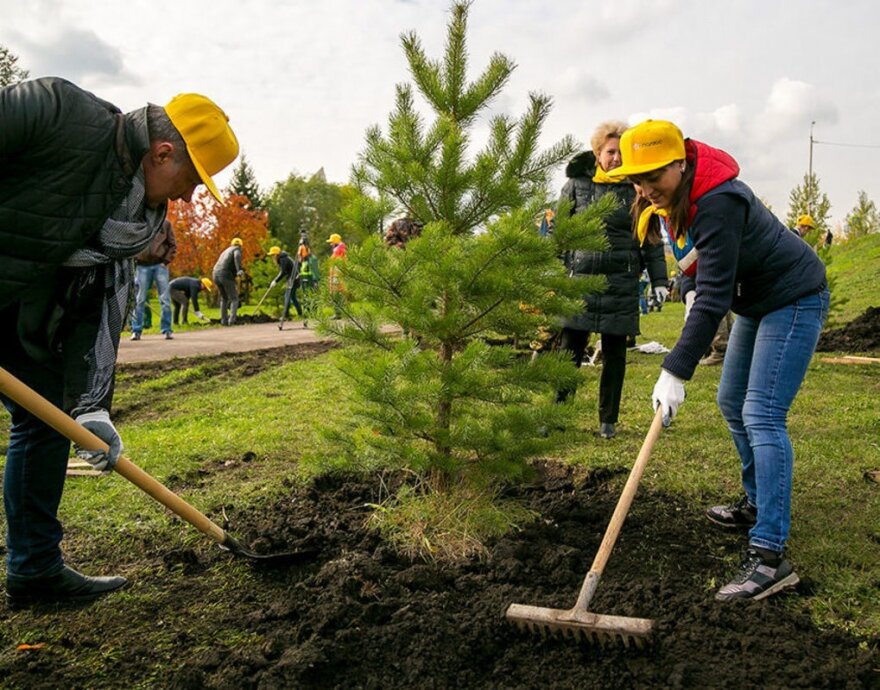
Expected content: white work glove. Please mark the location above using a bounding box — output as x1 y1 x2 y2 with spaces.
652 369 686 427
236 269 245 278
269 279 277 288
195 310 208 321
74 410 123 472
654 286 669 303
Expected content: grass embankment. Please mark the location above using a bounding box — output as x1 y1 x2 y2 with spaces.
0 236 877 646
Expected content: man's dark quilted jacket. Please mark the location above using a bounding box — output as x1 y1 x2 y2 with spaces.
0 77 148 308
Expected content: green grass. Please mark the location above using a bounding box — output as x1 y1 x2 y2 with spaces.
1 240 878 644
824 232 880 326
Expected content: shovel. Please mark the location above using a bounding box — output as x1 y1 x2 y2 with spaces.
0 367 318 567
505 407 664 647
252 284 274 314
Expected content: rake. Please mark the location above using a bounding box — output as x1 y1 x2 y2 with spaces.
505 407 664 647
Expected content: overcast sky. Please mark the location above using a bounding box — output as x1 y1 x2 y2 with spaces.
3 0 879 228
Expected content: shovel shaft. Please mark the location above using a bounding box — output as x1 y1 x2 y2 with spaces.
0 367 226 545
254 285 273 312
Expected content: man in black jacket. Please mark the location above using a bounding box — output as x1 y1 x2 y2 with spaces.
0 77 238 607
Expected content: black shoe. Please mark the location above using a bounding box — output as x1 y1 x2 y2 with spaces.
130 332 141 341
164 332 173 340
715 547 799 601
6 565 128 609
599 423 616 439
706 495 757 529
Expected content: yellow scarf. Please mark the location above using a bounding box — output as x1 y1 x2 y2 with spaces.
592 166 625 185
637 206 688 249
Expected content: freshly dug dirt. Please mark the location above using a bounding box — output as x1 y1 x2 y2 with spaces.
818 306 880 352
4 466 874 689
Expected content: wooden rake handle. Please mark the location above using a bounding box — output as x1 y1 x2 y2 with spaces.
0 367 226 545
572 406 664 614
590 406 664 576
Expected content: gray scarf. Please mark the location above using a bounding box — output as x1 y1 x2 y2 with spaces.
63 168 165 267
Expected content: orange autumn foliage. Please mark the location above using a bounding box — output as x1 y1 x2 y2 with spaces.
167 190 269 278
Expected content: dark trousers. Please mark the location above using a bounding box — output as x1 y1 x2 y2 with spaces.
0 312 69 577
557 328 628 424
170 288 189 325
282 280 303 319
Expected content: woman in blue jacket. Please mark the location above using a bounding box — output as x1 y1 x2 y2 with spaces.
611 120 828 602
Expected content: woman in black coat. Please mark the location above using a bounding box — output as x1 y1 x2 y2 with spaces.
556 120 667 438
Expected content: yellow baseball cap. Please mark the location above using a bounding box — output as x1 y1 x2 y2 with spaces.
164 93 239 202
327 233 343 244
268 245 281 256
797 214 816 228
610 120 686 178
231 237 243 246
200 277 214 291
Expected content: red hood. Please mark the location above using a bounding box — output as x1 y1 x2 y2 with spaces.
686 139 740 203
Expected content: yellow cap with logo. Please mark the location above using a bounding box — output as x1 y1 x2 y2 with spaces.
164 93 239 202
610 120 686 178
268 246 281 256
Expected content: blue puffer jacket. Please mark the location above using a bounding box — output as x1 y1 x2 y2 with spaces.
0 77 147 308
661 140 827 380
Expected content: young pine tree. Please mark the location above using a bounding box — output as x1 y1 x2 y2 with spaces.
321 2 611 495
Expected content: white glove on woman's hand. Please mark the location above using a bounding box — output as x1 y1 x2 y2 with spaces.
654 286 669 303
652 369 685 427
269 279 277 288
74 410 123 472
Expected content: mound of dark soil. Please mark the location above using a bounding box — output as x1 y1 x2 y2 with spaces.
818 306 880 352
12 467 864 689
203 469 876 690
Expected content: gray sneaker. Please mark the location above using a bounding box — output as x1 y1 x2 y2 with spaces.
706 495 757 529
715 547 799 601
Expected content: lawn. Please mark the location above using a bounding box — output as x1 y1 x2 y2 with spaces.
0 237 877 687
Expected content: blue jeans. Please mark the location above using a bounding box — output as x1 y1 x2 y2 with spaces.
717 287 829 552
1 326 69 577
282 280 303 319
131 264 172 335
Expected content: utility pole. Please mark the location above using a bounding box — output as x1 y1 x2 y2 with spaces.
808 121 816 214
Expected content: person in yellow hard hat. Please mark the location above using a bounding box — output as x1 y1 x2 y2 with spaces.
212 238 245 325
326 233 347 318
267 245 304 328
611 119 828 602
794 214 816 239
0 77 238 606
169 276 213 325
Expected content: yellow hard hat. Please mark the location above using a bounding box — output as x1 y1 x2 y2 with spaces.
231 237 243 246
610 119 686 178
797 214 816 228
268 245 281 256
200 277 213 291
164 93 239 203
327 233 343 244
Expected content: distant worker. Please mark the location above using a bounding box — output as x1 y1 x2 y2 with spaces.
297 234 320 328
267 245 303 329
327 232 347 319
793 214 816 239
130 219 177 341
169 276 213 325
212 237 244 326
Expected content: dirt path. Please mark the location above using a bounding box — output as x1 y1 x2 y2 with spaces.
117 321 331 364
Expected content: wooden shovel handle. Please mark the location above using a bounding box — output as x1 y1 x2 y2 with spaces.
0 367 226 544
590 406 664 576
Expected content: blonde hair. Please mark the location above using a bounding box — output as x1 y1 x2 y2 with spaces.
590 120 628 157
